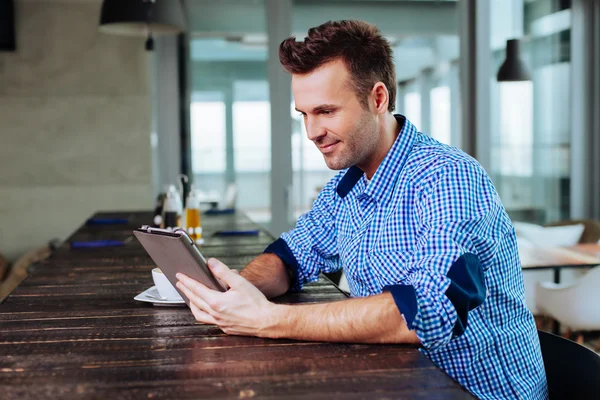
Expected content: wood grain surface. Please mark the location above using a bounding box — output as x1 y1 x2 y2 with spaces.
0 211 473 399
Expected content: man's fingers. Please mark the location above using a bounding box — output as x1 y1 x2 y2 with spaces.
176 273 218 303
189 302 218 325
176 278 216 311
180 282 212 310
216 269 240 290
207 258 246 289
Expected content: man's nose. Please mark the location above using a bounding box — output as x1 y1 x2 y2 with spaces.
305 118 326 142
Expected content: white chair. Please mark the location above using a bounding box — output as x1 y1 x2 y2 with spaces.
222 183 238 209
515 222 586 315
536 265 600 346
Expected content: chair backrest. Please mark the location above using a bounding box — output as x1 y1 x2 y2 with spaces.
568 266 600 328
538 330 600 399
0 252 8 282
222 183 238 209
0 245 52 303
578 265 600 288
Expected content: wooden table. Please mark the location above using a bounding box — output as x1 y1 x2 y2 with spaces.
0 211 472 399
520 244 600 283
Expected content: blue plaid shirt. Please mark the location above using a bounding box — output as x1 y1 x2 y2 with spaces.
266 115 548 399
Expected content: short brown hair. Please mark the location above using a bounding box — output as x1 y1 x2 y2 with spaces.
279 20 396 112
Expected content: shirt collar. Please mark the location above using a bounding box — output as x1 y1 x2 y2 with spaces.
336 114 417 203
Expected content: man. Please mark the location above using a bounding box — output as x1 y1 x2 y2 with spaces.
176 20 548 399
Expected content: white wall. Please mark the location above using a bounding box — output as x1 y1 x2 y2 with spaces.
0 1 153 260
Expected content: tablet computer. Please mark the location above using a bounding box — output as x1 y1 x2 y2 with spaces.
133 226 227 307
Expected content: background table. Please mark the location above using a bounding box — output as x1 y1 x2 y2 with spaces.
0 211 473 399
520 243 600 333
520 244 600 283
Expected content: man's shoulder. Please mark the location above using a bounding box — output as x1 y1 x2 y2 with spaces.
407 134 487 184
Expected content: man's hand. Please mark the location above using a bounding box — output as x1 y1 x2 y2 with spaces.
177 258 419 345
176 258 276 337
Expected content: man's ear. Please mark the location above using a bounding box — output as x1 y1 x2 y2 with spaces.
371 82 389 114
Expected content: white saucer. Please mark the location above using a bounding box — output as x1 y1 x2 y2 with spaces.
134 286 186 306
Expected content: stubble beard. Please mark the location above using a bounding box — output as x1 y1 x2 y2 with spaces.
323 111 379 171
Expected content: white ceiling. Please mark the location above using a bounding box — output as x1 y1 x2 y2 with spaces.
186 0 460 81
186 0 458 37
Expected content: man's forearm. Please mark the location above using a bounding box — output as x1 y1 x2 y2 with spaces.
262 292 421 344
240 253 291 299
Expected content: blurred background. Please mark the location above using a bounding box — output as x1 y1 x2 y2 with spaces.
0 0 598 264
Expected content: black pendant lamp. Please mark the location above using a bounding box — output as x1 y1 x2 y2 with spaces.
497 38 531 82
99 0 185 36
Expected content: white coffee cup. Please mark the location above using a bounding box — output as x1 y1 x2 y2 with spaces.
152 268 183 300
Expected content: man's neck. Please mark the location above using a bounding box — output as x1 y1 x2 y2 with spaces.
362 113 401 179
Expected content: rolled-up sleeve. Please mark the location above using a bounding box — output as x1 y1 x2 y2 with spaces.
264 177 342 292
383 161 498 351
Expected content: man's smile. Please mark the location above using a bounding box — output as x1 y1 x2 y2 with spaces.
318 141 340 154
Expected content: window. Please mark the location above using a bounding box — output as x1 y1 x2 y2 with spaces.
191 97 226 174
404 91 422 131
430 85 451 145
497 81 533 177
490 0 571 224
233 101 270 172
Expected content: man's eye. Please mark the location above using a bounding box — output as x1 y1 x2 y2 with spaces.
321 110 332 115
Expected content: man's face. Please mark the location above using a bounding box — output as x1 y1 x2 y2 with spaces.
292 59 379 171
